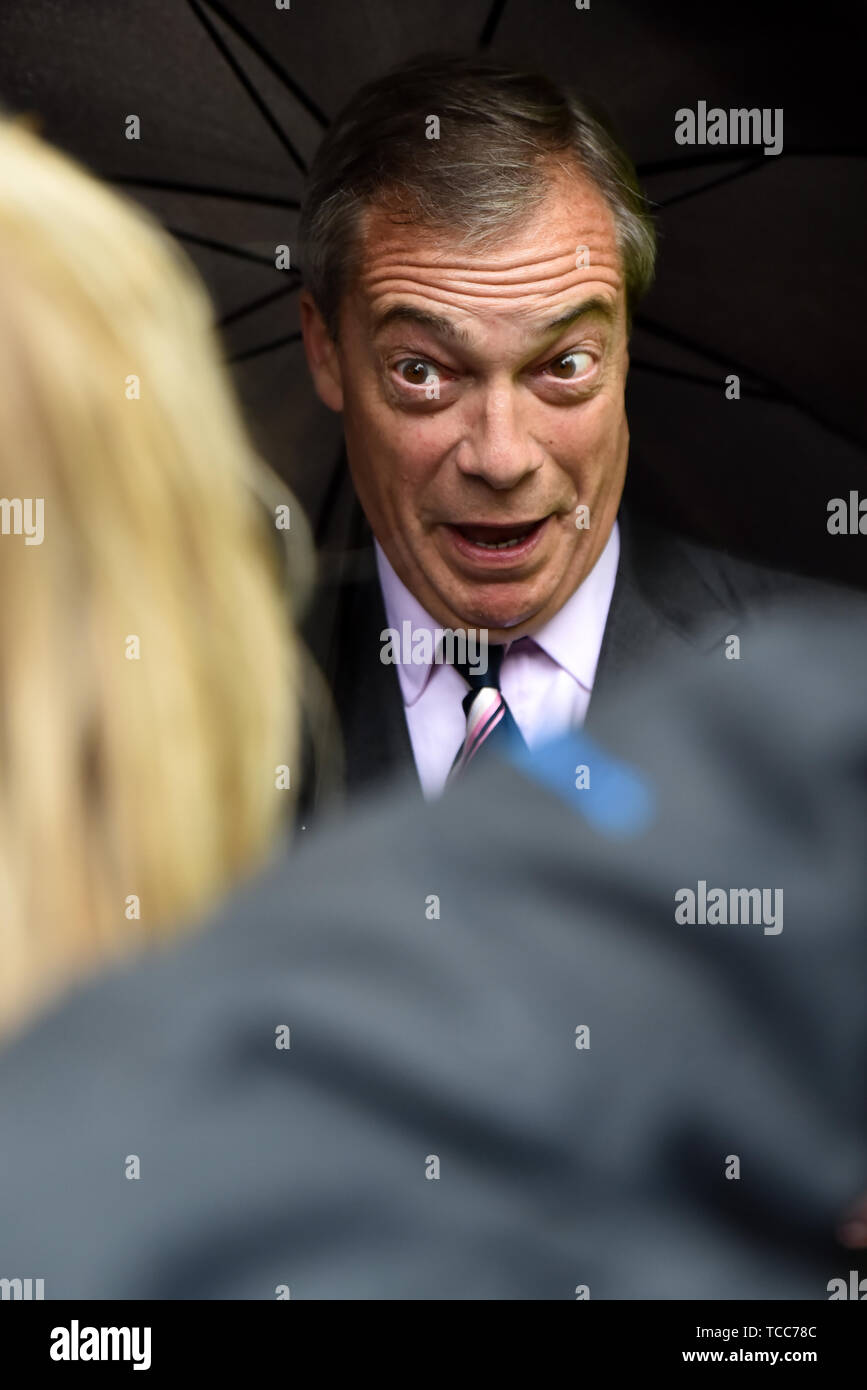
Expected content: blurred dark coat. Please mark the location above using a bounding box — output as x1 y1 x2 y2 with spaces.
0 603 865 1299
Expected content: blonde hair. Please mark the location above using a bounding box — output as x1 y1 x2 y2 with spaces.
0 117 301 1036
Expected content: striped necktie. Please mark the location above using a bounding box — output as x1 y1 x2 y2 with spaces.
449 643 528 778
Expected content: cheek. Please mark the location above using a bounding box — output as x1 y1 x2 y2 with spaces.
551 394 626 474
377 412 453 494
344 408 447 524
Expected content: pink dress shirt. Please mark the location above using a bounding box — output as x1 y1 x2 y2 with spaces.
375 521 620 798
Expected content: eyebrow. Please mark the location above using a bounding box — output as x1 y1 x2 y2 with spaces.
372 295 618 347
372 304 473 345
543 296 618 335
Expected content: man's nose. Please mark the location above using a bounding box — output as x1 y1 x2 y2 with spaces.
455 384 543 491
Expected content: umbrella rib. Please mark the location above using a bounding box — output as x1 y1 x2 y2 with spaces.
629 359 776 398
651 158 767 209
219 280 301 329
107 175 299 209
634 316 866 451
202 0 329 128
166 226 282 268
478 0 510 48
185 0 308 175
229 331 303 364
635 314 782 385
639 146 867 177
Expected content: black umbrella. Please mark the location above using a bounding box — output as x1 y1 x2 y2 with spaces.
1 0 864 587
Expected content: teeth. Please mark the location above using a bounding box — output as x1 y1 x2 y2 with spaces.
473 536 523 549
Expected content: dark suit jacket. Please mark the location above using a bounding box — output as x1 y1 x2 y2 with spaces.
298 504 830 823
0 604 864 1299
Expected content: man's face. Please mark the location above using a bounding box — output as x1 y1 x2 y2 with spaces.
301 165 630 640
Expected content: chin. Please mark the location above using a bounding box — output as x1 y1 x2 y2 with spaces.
454 595 544 634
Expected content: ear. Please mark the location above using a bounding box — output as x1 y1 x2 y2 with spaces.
300 290 344 412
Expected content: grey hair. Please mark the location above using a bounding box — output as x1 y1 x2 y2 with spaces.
299 53 657 340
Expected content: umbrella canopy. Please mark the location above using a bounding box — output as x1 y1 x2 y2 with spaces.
1 0 864 587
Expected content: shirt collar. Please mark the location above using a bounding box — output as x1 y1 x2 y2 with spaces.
374 518 621 706
529 519 620 690
374 544 446 706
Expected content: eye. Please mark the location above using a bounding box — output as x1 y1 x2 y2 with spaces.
395 358 438 386
545 350 594 380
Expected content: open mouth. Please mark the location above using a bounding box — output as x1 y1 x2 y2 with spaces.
443 516 551 566
453 521 541 550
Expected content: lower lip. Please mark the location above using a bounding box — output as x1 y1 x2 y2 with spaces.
442 517 551 568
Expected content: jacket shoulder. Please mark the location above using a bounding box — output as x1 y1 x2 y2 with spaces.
621 510 852 626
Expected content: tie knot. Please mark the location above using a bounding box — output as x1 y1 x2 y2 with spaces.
452 642 505 693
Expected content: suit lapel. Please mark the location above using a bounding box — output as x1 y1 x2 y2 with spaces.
302 529 417 819
587 507 743 730
588 510 675 722
331 550 418 797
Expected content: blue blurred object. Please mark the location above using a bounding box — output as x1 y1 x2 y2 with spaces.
506 729 656 836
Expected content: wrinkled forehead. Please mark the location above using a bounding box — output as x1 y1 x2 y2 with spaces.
347 167 625 334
